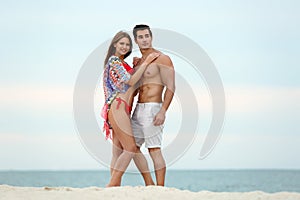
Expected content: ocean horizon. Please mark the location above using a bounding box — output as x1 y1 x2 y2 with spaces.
1 169 299 193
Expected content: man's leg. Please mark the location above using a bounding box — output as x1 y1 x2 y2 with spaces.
148 148 166 186
133 147 154 185
131 105 154 185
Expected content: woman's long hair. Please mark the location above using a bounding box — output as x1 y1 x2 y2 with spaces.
104 31 133 66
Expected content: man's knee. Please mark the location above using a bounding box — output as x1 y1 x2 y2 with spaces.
148 147 162 154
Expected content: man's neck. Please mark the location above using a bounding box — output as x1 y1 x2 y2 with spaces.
140 48 155 58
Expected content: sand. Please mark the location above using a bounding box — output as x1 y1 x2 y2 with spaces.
1 185 300 200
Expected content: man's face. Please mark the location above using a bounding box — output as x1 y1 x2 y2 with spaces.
135 29 152 49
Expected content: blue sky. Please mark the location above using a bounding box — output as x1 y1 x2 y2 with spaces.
0 0 299 170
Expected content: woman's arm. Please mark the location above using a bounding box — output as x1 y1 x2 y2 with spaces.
108 53 159 90
126 52 160 86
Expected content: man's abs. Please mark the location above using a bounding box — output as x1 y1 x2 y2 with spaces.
138 84 164 103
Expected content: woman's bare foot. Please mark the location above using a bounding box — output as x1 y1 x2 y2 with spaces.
106 183 121 187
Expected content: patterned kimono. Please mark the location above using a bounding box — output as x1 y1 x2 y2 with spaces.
101 56 133 139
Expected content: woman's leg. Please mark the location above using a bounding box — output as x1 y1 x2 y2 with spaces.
110 130 123 176
107 105 137 187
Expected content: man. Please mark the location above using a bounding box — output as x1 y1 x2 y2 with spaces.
132 24 175 186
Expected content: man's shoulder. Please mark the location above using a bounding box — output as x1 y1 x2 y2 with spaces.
156 53 173 68
153 50 170 59
159 53 170 60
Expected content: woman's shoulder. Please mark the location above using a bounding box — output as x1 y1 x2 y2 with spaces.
108 55 121 64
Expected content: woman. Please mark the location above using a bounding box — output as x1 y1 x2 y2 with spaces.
101 31 159 186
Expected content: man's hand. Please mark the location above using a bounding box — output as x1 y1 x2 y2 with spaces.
153 109 166 126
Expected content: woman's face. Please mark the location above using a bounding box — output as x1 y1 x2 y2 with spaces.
114 37 131 57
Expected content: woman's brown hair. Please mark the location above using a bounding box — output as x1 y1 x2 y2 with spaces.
104 31 133 66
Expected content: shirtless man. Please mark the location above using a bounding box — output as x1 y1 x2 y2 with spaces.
131 24 175 186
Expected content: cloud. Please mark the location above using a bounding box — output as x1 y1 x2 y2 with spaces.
1 130 300 170
225 86 300 113
0 85 73 111
1 84 299 116
0 132 100 170
170 133 300 169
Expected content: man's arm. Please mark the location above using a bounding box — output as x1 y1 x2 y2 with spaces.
153 55 175 126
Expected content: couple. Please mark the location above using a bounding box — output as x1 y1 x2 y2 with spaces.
102 25 175 187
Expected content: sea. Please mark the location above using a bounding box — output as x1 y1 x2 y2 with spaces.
0 170 299 193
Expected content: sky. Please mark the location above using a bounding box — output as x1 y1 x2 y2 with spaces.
0 0 299 170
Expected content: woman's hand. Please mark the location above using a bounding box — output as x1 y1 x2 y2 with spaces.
144 52 160 65
133 57 141 67
126 53 160 86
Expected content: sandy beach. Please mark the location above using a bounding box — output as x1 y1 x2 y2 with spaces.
1 185 300 200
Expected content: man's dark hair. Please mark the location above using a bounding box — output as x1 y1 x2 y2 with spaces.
133 24 152 40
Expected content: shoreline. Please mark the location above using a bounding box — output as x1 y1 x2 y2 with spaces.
1 185 300 200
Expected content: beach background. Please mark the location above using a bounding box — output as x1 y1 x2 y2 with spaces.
0 0 299 199
1 170 300 193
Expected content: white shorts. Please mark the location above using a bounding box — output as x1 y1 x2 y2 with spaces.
131 102 164 148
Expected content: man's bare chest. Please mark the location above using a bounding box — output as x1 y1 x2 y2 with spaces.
143 63 160 78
